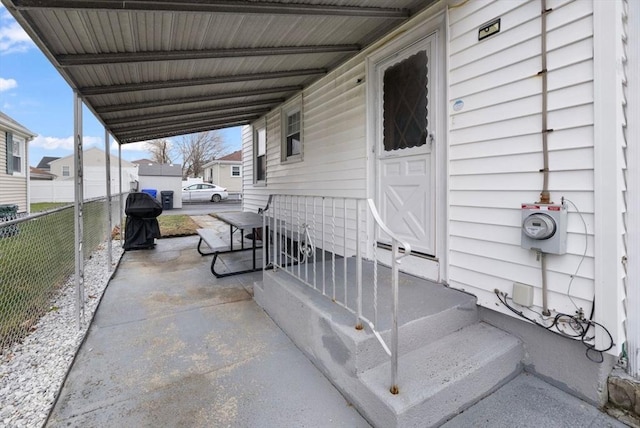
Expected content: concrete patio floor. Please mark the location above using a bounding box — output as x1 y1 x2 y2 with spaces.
45 234 370 427
45 220 629 427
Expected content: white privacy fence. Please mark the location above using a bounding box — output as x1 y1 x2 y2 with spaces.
31 167 137 203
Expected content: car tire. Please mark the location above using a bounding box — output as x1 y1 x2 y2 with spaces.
211 194 222 203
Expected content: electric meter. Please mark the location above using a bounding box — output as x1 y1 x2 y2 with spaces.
522 213 556 240
521 203 567 254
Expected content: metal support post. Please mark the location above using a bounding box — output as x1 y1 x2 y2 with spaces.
73 92 85 328
104 128 113 271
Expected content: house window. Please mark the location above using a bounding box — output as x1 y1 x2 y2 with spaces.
254 126 266 183
62 165 70 177
231 165 241 177
281 98 302 162
5 133 25 176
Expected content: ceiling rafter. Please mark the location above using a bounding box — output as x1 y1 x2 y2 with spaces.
110 107 271 132
57 45 360 66
80 68 326 96
12 1 410 18
105 98 284 125
119 119 252 144
94 85 302 113
116 114 259 139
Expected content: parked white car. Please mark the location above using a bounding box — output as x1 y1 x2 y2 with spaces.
182 183 228 203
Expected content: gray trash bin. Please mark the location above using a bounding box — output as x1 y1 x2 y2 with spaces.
0 204 19 237
161 191 174 210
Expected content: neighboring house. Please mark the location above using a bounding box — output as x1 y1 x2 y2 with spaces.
29 166 56 181
48 147 136 180
239 1 637 425
131 158 157 167
30 147 138 203
137 163 183 209
0 111 36 214
202 150 242 197
35 156 60 172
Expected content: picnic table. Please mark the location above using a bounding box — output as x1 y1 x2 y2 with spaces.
197 211 268 278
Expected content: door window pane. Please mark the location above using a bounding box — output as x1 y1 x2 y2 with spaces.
383 51 428 152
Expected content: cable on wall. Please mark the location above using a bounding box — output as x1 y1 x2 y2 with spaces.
495 289 613 363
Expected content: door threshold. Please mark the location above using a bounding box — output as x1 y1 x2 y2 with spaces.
376 242 438 262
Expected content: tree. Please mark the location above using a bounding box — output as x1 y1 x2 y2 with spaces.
146 139 172 163
174 131 228 178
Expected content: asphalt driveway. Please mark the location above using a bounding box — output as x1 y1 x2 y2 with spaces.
163 200 243 217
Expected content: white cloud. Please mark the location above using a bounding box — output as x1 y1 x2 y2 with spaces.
31 135 103 150
112 140 153 152
0 6 35 54
109 138 174 153
0 77 17 91
31 135 172 158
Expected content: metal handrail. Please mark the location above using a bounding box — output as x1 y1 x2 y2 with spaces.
262 194 411 394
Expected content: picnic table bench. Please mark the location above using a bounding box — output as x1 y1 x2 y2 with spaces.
197 212 267 278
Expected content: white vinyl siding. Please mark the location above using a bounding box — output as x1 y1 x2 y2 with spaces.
448 0 597 318
243 60 367 214
238 0 625 351
0 132 28 212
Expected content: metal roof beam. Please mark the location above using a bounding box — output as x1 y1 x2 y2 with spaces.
110 107 271 132
57 45 360 66
80 68 325 96
118 119 252 144
110 109 268 135
94 85 302 113
116 115 259 140
105 98 284 125
12 1 410 18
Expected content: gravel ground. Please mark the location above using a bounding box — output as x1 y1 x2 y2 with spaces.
0 241 123 428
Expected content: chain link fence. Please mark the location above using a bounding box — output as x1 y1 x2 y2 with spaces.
0 194 126 353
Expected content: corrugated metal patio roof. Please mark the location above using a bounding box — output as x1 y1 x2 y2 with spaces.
2 0 437 144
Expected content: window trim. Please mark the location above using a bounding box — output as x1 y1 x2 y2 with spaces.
8 134 26 177
62 165 70 177
254 124 267 186
231 165 241 177
5 132 12 175
281 96 303 163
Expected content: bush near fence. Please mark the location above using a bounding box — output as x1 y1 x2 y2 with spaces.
0 195 125 352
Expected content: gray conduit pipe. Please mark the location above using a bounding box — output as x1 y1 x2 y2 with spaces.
539 0 552 316
539 0 552 205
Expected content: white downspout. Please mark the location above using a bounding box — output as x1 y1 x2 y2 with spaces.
626 0 639 378
593 0 626 355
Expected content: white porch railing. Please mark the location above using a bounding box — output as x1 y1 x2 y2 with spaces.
261 194 411 394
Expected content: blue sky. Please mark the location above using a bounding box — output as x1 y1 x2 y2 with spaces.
0 5 242 167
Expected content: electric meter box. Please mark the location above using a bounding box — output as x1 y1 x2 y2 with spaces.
521 203 567 255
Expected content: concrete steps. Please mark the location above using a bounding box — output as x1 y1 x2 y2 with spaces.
255 265 523 427
359 322 522 427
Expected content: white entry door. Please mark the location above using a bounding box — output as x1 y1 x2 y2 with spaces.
375 36 436 256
